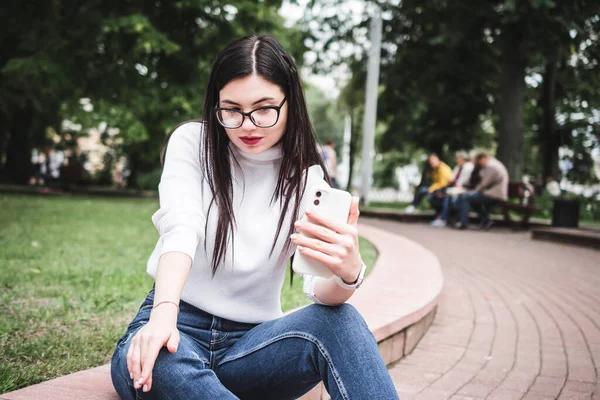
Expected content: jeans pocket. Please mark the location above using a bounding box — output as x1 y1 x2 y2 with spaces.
118 306 151 351
139 303 153 313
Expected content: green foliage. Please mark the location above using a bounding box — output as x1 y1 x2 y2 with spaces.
136 168 163 191
533 192 600 222
0 0 309 185
372 149 416 189
100 15 181 56
564 132 600 185
306 0 600 185
305 83 345 146
92 151 117 186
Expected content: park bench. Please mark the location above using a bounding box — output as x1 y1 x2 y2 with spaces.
495 181 537 230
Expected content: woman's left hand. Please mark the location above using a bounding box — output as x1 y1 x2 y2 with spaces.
291 196 362 283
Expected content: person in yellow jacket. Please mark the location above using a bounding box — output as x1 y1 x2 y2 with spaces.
405 153 453 214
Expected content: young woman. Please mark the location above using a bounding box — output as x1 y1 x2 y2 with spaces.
110 35 398 400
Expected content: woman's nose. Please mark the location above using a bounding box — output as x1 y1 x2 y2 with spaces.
241 116 257 131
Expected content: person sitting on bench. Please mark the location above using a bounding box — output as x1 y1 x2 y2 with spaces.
454 152 508 230
430 151 476 227
405 153 453 215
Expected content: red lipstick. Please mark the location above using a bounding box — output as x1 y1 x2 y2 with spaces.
240 136 263 146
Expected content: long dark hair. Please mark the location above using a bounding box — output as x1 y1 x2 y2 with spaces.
191 35 327 275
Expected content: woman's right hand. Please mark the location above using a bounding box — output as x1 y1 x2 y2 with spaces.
126 305 180 393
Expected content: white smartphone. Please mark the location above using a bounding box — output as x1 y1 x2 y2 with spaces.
292 184 353 278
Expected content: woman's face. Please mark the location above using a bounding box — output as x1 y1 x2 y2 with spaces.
218 74 288 155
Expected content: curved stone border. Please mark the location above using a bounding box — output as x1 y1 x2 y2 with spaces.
532 226 600 251
1 223 444 400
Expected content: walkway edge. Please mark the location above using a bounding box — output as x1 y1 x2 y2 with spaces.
531 226 600 251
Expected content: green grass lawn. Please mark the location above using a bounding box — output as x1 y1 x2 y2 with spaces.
0 194 378 393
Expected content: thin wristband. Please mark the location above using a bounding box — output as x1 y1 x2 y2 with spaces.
152 300 180 314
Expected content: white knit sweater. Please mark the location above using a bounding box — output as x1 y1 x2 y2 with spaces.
146 122 326 323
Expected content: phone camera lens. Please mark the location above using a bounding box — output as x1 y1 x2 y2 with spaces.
314 199 320 206
316 191 322 197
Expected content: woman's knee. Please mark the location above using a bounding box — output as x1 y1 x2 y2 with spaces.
330 303 363 321
148 348 185 388
303 303 370 338
150 349 236 399
150 335 208 385
296 304 380 370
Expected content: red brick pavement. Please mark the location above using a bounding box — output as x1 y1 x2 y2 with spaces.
364 219 600 400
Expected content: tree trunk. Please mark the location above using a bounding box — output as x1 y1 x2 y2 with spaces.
541 55 560 181
5 106 34 184
496 25 527 181
0 113 9 178
126 147 140 189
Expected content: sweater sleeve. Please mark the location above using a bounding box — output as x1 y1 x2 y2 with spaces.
429 163 453 193
474 166 498 193
151 123 205 264
302 274 326 305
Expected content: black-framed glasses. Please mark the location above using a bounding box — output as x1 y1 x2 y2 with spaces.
214 98 287 129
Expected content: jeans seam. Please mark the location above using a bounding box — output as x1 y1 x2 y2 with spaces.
209 315 217 370
211 332 229 344
218 332 349 400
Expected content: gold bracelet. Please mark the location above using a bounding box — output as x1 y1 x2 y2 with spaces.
151 300 179 314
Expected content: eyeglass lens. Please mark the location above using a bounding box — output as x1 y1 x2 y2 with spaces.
217 108 279 128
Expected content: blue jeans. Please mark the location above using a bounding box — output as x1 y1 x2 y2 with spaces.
456 191 498 227
439 195 459 222
111 288 398 400
411 186 430 207
412 186 444 215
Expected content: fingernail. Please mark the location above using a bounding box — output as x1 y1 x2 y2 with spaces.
143 385 148 392
295 221 302 227
290 233 298 240
129 372 133 380
298 246 305 252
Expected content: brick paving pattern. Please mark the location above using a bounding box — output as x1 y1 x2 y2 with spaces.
364 218 600 400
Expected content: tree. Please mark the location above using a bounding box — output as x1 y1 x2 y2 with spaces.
545 14 600 183
303 0 499 168
491 0 599 180
305 0 600 183
304 82 345 147
0 0 307 186
337 69 366 191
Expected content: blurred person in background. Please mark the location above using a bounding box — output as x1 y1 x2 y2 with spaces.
430 151 476 227
405 153 453 215
320 138 338 188
454 152 508 230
